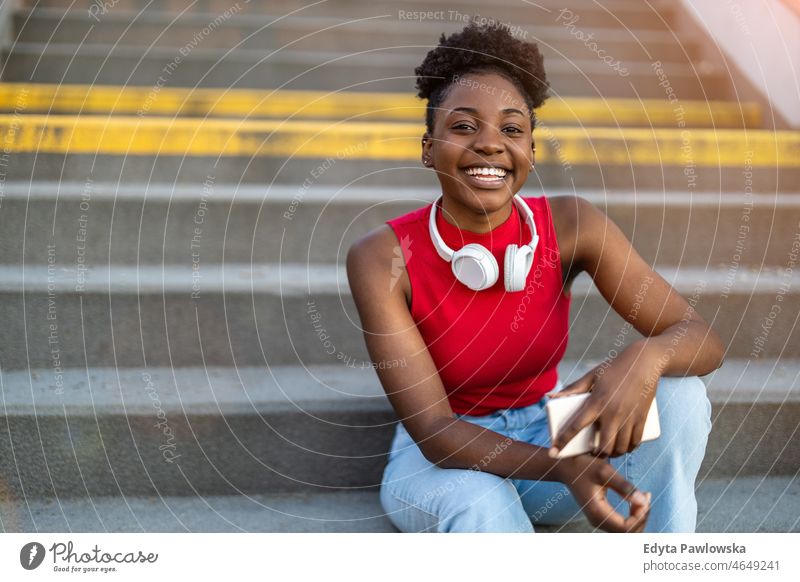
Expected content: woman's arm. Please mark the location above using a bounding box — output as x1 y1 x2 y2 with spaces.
550 196 726 458
347 224 649 531
347 225 563 479
570 195 724 375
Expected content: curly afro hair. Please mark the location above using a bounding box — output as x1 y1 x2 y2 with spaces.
415 22 549 133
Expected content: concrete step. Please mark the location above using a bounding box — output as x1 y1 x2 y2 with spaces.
22 0 675 30
2 43 729 99
0 184 794 268
2 476 798 532
0 262 795 369
0 360 797 500
6 152 795 192
14 9 696 64
0 83 760 128
24 0 671 9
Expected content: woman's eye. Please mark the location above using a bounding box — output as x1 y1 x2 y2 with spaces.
451 124 523 133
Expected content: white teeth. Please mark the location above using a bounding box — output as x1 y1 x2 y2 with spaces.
465 167 507 177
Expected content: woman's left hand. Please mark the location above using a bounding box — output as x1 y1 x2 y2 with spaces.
548 339 663 458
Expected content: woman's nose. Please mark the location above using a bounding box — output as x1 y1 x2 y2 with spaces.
472 125 504 155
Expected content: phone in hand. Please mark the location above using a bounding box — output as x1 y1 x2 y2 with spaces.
545 392 661 458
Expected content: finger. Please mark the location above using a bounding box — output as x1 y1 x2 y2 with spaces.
550 400 598 455
547 370 594 398
612 422 634 457
603 465 643 505
625 492 652 532
602 469 651 531
628 421 646 453
547 389 583 399
583 490 628 533
634 506 651 532
627 490 650 517
589 483 650 533
594 421 619 458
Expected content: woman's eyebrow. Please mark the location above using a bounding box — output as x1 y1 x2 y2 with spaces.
447 107 526 117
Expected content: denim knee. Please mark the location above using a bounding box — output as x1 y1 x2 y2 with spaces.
434 470 535 533
634 374 712 493
654 375 713 447
628 375 712 532
382 464 534 533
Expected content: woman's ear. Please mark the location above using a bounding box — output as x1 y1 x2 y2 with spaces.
530 139 536 170
421 133 433 167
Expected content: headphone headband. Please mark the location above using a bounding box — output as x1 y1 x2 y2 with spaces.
429 194 539 261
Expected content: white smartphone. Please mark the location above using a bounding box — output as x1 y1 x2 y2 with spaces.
545 392 661 459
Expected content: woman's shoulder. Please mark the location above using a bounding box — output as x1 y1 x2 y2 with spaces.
347 224 412 308
543 194 601 252
348 224 400 268
538 194 603 287
521 193 582 225
547 193 626 265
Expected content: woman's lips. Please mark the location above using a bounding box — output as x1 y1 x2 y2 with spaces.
460 168 513 189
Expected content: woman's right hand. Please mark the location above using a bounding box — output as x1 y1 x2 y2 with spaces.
553 453 651 532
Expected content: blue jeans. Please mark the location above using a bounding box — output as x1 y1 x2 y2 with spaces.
380 375 713 533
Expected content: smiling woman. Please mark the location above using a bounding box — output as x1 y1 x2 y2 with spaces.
346 22 724 534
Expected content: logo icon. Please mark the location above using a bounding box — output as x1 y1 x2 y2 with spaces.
390 234 413 292
20 542 46 570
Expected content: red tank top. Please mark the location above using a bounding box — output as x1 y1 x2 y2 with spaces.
386 195 571 416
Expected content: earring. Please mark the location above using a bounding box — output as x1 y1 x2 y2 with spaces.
424 157 432 167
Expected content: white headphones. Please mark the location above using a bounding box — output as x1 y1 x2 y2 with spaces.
429 194 540 292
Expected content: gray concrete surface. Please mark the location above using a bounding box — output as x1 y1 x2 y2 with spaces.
1 476 797 533
3 44 725 98
5 153 795 192
1 184 794 267
0 361 797 500
0 261 795 372
15 9 695 61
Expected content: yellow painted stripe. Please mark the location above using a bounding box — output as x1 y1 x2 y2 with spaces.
0 83 761 128
0 115 796 167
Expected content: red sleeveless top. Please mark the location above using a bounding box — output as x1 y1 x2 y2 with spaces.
386 195 571 416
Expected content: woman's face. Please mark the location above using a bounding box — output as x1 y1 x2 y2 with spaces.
422 71 535 214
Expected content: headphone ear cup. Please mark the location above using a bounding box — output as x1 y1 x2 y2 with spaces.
504 244 518 292
452 243 499 291
504 244 534 292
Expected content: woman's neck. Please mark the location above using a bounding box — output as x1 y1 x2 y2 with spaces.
439 195 514 234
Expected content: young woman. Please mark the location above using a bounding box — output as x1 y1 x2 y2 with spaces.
346 23 724 533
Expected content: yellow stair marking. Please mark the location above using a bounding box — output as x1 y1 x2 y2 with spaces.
0 115 796 167
0 83 761 128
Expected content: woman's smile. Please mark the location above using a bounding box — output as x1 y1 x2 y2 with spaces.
460 165 513 189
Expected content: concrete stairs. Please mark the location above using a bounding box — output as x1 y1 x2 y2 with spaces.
1 0 798 533
3 476 799 532
1 359 798 502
